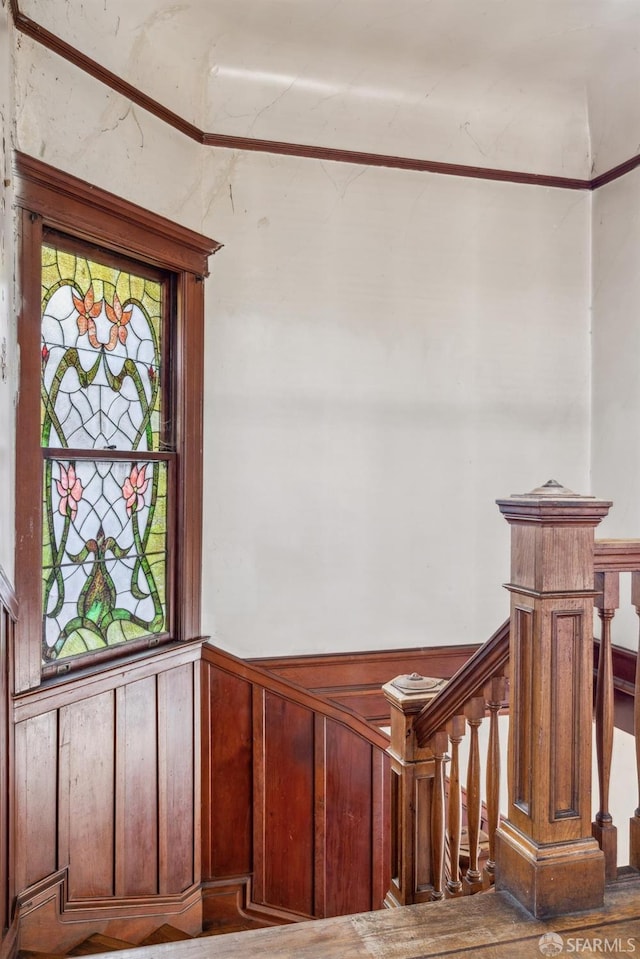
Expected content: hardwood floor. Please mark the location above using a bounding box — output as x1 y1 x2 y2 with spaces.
51 875 640 959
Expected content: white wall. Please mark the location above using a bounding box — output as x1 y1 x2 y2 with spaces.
592 169 640 650
0 5 16 580
202 153 591 655
13 37 592 657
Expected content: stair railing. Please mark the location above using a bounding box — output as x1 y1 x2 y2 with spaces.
383 620 510 906
592 539 640 880
386 481 621 919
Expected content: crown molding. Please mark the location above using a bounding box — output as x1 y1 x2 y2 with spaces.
8 0 637 192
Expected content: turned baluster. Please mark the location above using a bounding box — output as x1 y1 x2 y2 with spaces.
483 675 507 888
430 730 448 902
463 696 485 895
592 570 619 881
630 572 640 869
446 715 466 898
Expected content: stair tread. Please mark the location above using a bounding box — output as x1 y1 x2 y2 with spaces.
67 934 138 955
18 952 68 959
139 924 194 944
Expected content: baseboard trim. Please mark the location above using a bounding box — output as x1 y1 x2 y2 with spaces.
17 869 202 952
0 912 19 959
202 876 310 927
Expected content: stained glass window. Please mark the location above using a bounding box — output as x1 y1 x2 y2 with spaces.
40 240 172 667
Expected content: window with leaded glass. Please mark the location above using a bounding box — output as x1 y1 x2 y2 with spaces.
40 238 172 670
14 154 220 691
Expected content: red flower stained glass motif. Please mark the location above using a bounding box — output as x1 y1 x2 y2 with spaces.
105 293 133 350
122 464 149 516
56 464 83 519
72 285 103 348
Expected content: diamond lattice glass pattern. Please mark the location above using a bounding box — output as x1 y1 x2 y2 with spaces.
40 245 168 664
41 246 162 450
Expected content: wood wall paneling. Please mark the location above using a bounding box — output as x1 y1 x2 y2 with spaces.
60 691 115 900
0 575 17 950
252 645 479 725
371 749 391 910
201 648 394 923
202 666 253 882
322 719 374 917
0 609 9 935
158 664 196 894
12 651 200 948
258 691 315 917
115 677 158 897
14 712 58 892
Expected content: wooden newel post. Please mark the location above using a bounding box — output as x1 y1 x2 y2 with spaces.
495 480 612 918
383 673 447 907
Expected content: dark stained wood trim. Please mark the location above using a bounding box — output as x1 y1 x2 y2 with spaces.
313 712 327 918
13 153 221 276
0 910 19 959
14 206 44 692
9 0 204 146
0 569 17 622
203 644 390 752
253 644 479 724
594 538 640 572
414 620 510 747
15 865 201 920
252 644 478 687
591 153 640 191
12 153 218 692
203 134 591 190
7 0 616 193
175 272 205 641
12 637 205 722
251 684 266 909
202 645 391 920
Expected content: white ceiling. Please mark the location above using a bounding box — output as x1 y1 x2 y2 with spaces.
19 0 640 178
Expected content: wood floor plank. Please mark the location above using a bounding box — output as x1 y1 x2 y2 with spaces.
74 881 640 959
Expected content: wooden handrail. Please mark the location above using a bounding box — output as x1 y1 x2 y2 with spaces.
595 538 640 571
202 642 390 751
413 619 509 748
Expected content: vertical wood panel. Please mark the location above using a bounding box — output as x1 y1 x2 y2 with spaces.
261 693 314 915
323 720 373 917
14 208 46 693
115 677 158 897
252 687 266 903
204 665 253 881
61 692 115 899
14 712 58 891
313 715 327 917
551 612 581 818
0 609 8 932
158 663 194 893
372 749 391 910
514 605 533 814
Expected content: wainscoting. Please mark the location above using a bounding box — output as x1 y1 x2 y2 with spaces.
12 638 205 953
201 645 392 920
250 645 479 725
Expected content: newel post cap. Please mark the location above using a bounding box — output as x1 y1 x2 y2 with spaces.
496 479 612 526
383 673 447 714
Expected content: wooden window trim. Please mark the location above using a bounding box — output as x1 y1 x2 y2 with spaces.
13 153 221 693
